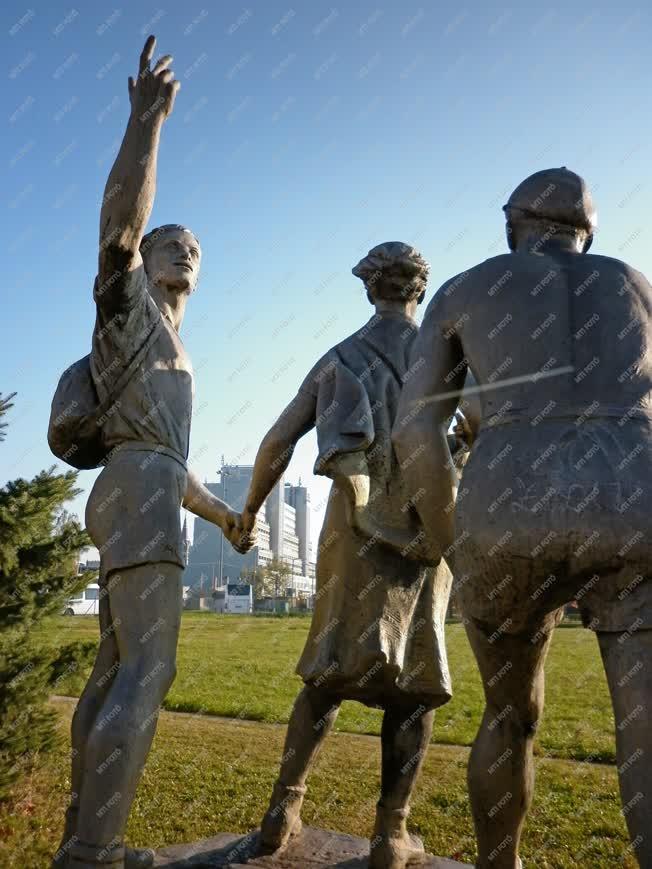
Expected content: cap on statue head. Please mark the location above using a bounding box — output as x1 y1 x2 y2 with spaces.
503 167 597 252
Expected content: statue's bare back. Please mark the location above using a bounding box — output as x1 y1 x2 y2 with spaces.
448 250 652 633
394 167 652 869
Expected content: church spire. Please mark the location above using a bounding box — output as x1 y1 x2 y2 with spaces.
181 515 191 563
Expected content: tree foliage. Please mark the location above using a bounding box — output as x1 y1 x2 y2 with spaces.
0 393 16 443
239 565 275 600
263 557 294 597
0 393 94 797
240 558 295 600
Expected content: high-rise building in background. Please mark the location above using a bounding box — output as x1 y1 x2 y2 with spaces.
184 461 316 597
284 482 311 568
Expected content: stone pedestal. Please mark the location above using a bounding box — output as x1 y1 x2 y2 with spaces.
152 825 471 867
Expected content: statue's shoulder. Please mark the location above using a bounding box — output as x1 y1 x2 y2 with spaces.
586 252 648 280
329 330 368 368
476 252 514 274
428 259 497 314
298 345 341 397
327 317 399 370
574 254 652 300
439 255 508 292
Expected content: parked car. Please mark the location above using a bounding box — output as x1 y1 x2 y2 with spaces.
62 582 100 616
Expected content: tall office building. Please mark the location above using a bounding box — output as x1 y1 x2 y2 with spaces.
284 481 311 569
185 461 315 595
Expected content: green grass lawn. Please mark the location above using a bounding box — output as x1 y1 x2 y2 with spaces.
38 613 616 763
1 699 635 869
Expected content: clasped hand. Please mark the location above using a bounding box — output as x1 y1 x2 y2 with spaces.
223 508 258 555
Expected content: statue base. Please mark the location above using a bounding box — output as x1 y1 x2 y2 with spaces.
152 825 470 867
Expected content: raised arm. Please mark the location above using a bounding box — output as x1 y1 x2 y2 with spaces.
240 390 317 534
392 288 467 558
97 36 179 302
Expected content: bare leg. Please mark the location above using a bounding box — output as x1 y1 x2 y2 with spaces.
259 684 341 852
379 703 434 810
464 617 554 869
598 629 652 868
69 563 182 868
369 702 434 869
53 584 120 866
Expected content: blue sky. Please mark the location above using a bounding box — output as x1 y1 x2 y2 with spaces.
2 0 652 551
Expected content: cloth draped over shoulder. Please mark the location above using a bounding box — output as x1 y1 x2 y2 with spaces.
296 313 453 710
312 354 375 476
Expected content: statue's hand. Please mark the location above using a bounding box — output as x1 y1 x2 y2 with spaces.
225 509 257 554
410 530 442 567
352 507 441 567
128 35 180 124
240 506 258 536
453 411 474 450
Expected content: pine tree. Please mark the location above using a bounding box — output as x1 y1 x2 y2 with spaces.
0 393 94 797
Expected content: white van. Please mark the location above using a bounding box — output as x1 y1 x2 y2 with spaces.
63 583 101 616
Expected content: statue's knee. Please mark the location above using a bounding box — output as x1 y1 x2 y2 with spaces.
519 714 540 738
487 700 541 738
135 656 177 698
109 652 177 708
516 696 542 738
71 692 98 740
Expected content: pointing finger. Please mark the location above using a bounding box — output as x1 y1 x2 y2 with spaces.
139 35 156 74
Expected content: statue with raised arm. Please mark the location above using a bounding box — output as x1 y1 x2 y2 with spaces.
239 242 467 869
49 37 252 869
393 167 652 869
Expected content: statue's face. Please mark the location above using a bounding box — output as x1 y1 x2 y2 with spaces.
144 229 201 293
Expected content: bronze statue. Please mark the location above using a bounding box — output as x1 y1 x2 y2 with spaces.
394 167 652 868
240 242 462 869
50 37 250 869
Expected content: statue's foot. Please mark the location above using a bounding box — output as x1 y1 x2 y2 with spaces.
53 806 153 868
124 848 155 868
258 781 306 854
369 833 425 869
68 841 125 869
369 803 426 869
65 840 156 869
55 847 154 869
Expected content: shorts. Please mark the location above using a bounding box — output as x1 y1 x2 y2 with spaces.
454 420 652 635
86 449 187 580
